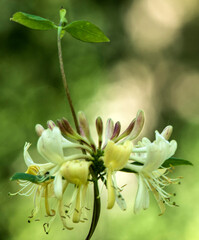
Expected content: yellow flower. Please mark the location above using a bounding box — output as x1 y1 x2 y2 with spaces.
103 140 132 209
60 160 91 223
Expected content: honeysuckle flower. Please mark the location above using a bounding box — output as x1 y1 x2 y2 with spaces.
11 124 93 231
125 127 178 215
60 160 92 223
11 110 189 236
10 143 56 220
103 140 133 209
35 124 94 228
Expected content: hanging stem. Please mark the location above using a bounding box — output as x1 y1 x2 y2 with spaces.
57 11 101 239
85 167 101 240
57 27 80 134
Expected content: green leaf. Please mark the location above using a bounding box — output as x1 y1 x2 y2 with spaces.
10 12 57 30
10 172 54 183
65 20 110 43
162 157 193 168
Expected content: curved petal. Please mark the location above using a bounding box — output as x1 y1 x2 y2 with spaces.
37 127 64 164
142 132 177 172
107 169 115 209
54 171 63 200
134 175 149 214
24 143 34 167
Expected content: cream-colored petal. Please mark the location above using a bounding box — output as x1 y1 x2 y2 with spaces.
107 169 115 209
72 186 81 223
54 172 63 200
37 127 64 164
36 162 56 175
24 143 34 167
134 175 149 214
142 133 177 172
61 160 91 185
104 140 132 171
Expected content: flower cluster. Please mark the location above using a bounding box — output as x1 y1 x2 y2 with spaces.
10 110 181 234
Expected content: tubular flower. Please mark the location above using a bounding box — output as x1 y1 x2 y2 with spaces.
11 124 92 232
103 140 132 209
36 124 91 199
60 160 91 223
11 110 145 232
10 110 188 235
125 127 178 215
10 143 57 221
35 124 92 230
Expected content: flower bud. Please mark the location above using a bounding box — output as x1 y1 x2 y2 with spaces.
47 120 56 130
96 117 103 148
161 125 173 140
128 110 145 140
57 118 78 139
78 112 95 148
35 124 44 136
111 121 121 140
103 118 114 147
115 119 135 142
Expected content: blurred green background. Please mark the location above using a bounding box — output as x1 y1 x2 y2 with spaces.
1 0 199 239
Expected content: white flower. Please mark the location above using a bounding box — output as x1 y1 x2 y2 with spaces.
10 143 56 220
126 129 178 215
12 125 92 231
37 126 91 199
36 125 92 227
103 140 133 209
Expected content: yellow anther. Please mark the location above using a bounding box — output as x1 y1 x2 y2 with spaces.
26 165 40 175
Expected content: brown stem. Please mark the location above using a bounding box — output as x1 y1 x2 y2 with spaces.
57 32 80 134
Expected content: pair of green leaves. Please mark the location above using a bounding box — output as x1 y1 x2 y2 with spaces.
10 11 110 43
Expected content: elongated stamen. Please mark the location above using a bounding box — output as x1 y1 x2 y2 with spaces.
73 186 81 223
32 186 42 217
45 185 55 216
59 199 73 230
9 181 34 196
23 185 37 197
